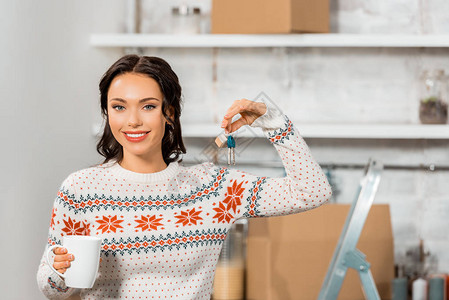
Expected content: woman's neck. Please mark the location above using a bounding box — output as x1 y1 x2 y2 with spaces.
119 154 168 174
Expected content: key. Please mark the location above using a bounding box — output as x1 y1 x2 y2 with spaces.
227 135 236 165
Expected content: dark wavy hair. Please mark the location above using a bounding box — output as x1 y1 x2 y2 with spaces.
94 54 186 167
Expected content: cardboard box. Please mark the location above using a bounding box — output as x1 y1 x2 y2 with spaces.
211 0 329 34
246 204 394 300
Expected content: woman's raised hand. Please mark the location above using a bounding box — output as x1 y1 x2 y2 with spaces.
221 99 267 134
52 247 74 275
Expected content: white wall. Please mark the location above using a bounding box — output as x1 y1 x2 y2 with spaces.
1 0 448 299
0 1 124 299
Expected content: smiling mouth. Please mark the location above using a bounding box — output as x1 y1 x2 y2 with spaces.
124 132 150 137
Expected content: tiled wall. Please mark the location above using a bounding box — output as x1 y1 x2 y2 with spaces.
137 0 449 275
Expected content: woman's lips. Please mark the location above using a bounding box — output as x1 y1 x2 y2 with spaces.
123 131 150 142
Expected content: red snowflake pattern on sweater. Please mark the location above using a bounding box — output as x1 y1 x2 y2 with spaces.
61 216 85 236
223 180 245 213
135 215 164 231
175 208 203 226
95 215 124 234
212 202 233 223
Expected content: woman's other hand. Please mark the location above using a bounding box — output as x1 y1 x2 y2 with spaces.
221 99 267 134
52 247 74 275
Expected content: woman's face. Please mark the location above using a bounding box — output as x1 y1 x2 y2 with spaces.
107 72 171 162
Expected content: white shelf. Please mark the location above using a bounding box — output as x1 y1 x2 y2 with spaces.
90 33 449 48
296 124 449 139
92 123 449 139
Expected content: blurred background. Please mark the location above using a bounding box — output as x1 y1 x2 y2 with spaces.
1 0 449 299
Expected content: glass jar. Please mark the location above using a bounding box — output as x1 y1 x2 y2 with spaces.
170 4 201 34
419 69 448 124
212 221 246 300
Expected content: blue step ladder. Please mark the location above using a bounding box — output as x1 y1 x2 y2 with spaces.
318 158 383 300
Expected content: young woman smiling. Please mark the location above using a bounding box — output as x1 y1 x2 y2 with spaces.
37 54 332 299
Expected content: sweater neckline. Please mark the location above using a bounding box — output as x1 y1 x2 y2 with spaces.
107 160 179 183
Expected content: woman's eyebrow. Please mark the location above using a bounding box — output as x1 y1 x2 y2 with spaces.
109 97 160 103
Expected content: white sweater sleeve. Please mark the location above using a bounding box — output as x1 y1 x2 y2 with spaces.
218 102 332 220
36 175 80 299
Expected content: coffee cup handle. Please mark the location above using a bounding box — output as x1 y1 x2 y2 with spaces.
45 245 67 279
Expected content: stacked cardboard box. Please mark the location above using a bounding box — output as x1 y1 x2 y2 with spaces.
211 0 329 34
246 204 394 300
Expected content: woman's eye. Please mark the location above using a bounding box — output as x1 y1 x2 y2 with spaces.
111 105 154 111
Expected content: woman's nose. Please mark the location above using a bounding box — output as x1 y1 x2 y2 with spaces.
128 120 142 127
128 111 143 127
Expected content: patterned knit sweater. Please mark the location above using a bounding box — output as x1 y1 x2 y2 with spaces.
37 103 332 300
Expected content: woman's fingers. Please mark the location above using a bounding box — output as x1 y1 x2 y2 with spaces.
224 99 255 121
226 118 247 134
223 103 244 122
222 115 244 134
222 99 250 133
54 253 74 262
222 99 267 133
52 247 74 273
53 247 67 255
54 260 71 271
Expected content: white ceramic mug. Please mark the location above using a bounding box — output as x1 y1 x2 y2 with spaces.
45 235 102 288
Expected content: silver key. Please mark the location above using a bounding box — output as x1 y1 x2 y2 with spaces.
227 136 236 165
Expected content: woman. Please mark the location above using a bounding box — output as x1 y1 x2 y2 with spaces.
37 54 332 299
